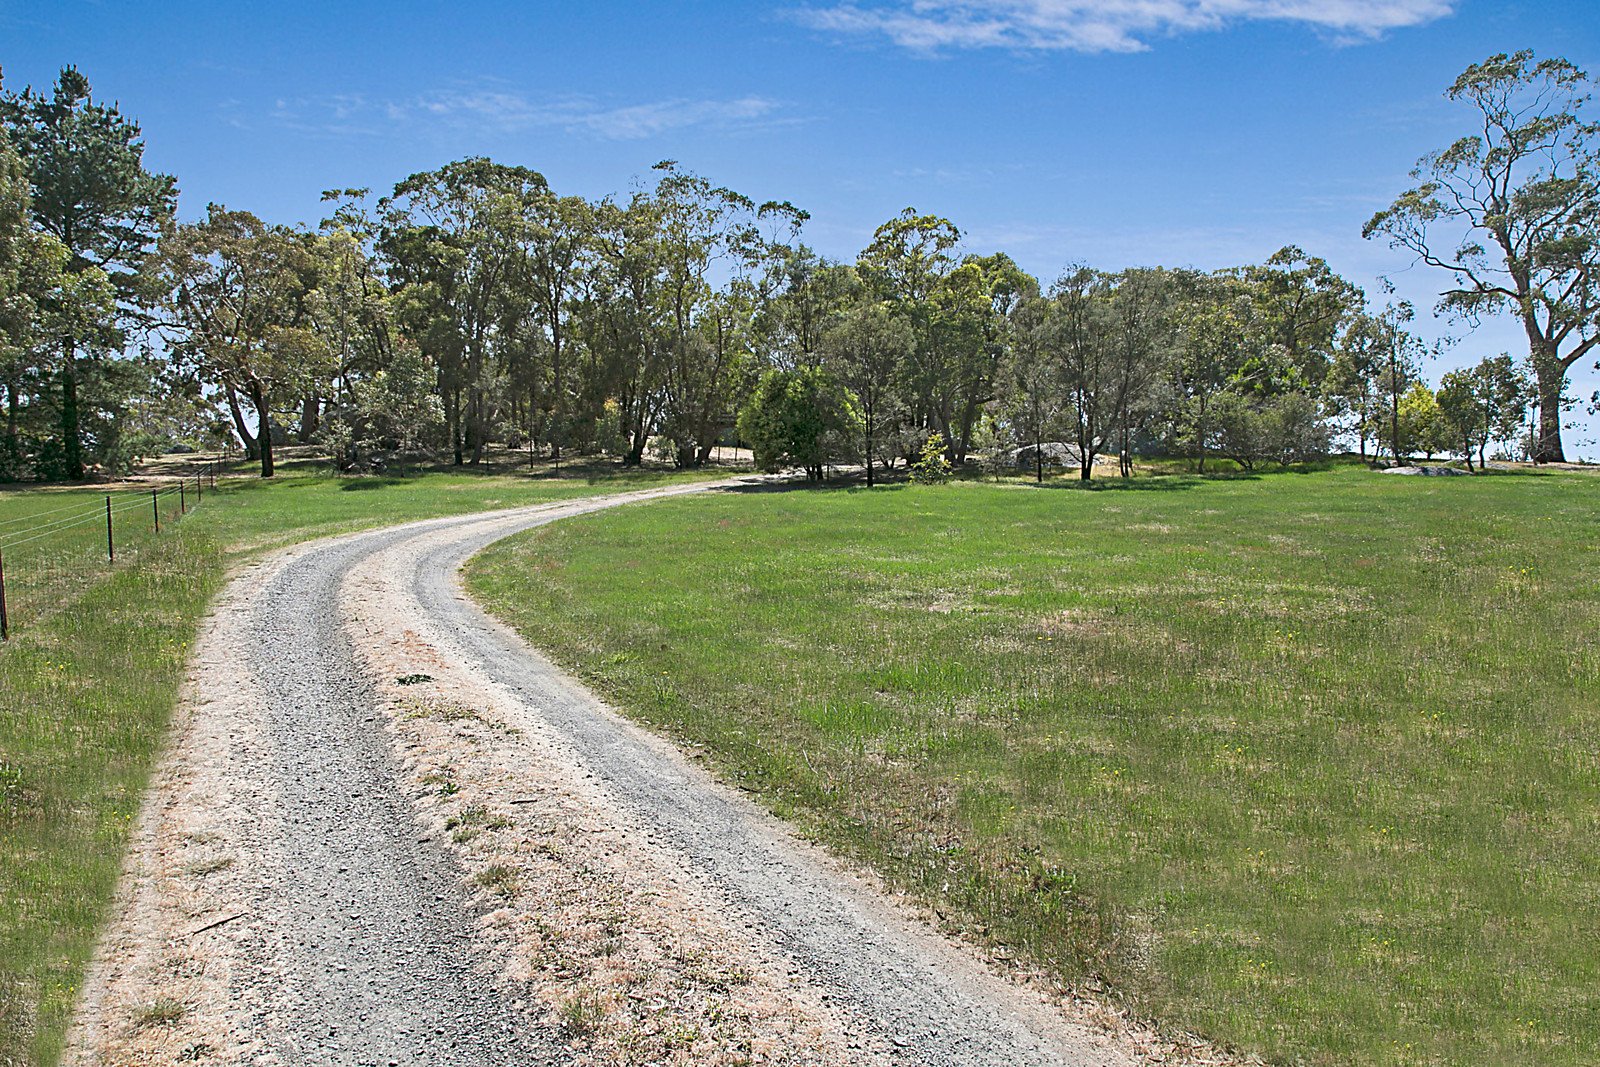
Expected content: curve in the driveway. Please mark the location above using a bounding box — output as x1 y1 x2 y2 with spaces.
69 480 1148 1067
407 486 1119 1067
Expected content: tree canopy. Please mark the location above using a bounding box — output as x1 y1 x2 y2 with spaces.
1364 50 1600 462
0 55 1575 482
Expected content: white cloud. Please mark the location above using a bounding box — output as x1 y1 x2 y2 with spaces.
261 89 786 141
792 0 1455 54
410 91 784 139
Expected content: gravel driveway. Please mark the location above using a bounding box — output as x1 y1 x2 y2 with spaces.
65 480 1156 1067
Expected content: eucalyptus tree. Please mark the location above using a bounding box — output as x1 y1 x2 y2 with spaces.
756 245 860 370
155 205 327 477
940 252 1033 465
1474 353 1532 461
823 301 914 485
582 163 797 468
859 208 961 450
380 159 546 465
1364 51 1600 462
1237 246 1362 387
652 162 774 467
1367 302 1431 464
858 208 961 311
1 65 176 477
683 280 766 465
1436 368 1486 467
584 192 671 465
1000 294 1066 483
307 190 400 464
1436 353 1529 467
1169 275 1260 473
1325 313 1387 462
519 189 591 459
1048 267 1123 481
1104 268 1177 477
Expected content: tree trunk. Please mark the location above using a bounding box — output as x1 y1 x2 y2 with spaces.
865 409 876 487
955 401 980 467
448 386 463 466
936 410 958 464
1389 369 1402 466
248 381 275 478
550 320 564 463
297 394 320 444
225 384 260 461
467 390 485 466
60 344 84 479
1531 357 1567 463
624 422 648 467
5 380 17 443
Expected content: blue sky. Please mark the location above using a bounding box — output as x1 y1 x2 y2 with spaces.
4 0 1598 453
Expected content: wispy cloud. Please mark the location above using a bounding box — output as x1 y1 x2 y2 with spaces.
791 0 1455 54
410 90 786 139
252 88 788 140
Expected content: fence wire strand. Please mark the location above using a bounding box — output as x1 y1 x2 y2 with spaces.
0 472 212 639
0 487 186 548
0 495 107 529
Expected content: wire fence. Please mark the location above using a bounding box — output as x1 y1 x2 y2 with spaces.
0 466 217 641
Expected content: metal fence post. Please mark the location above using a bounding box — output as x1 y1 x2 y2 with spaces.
180 480 186 514
106 496 114 562
0 548 9 641
152 489 160 533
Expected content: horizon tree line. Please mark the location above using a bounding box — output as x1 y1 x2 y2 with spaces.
0 52 1594 483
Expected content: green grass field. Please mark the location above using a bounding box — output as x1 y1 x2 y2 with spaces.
468 465 1600 1066
0 456 721 1066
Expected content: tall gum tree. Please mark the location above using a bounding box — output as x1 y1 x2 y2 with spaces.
652 162 767 468
1105 268 1177 477
823 300 914 486
380 159 547 466
1364 51 1600 462
859 209 961 456
155 206 326 477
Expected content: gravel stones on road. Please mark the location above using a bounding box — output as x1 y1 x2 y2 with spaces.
67 483 1212 1067
241 530 561 1066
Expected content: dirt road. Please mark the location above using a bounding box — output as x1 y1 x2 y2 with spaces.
65 481 1153 1066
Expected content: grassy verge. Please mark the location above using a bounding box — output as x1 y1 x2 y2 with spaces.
0 456 724 1065
467 464 1600 1066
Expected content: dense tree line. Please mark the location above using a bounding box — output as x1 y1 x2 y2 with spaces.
0 54 1593 482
